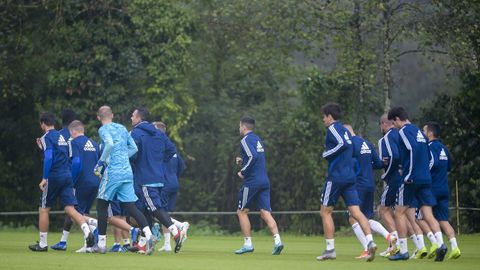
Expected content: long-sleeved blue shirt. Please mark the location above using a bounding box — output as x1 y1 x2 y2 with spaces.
239 132 270 188
378 128 403 186
351 136 384 190
40 129 71 180
163 153 185 192
429 139 451 195
69 135 100 188
98 122 137 183
398 124 432 184
130 121 176 186
322 122 356 183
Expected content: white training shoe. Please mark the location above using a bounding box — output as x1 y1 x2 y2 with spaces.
181 222 190 244
76 246 88 253
158 245 172 252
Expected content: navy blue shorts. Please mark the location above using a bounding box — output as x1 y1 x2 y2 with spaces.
237 185 271 211
140 186 167 212
357 189 374 219
160 190 177 212
40 175 77 208
380 184 400 207
432 193 449 221
108 200 126 217
320 181 360 207
74 185 98 215
397 183 436 207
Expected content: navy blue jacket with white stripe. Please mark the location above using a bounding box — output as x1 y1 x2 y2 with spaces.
130 121 176 186
322 122 356 183
398 123 432 184
239 132 270 188
351 136 384 190
429 139 451 196
378 128 403 186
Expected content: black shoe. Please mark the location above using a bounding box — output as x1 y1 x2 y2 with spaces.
435 244 448 262
174 230 185 253
29 242 48 252
86 232 95 248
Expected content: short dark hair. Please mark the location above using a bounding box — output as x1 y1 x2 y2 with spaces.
240 116 255 130
40 112 56 126
388 106 409 121
62 108 77 125
135 107 150 122
321 102 342 120
424 121 441 138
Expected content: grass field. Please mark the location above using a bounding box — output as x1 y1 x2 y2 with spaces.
1 230 479 270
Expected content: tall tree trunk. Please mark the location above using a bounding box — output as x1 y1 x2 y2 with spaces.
381 0 392 113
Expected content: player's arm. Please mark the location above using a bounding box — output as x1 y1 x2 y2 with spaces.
369 141 384 169
399 129 417 183
176 154 185 177
126 133 138 158
129 129 140 160
239 137 258 178
40 136 53 191
98 128 113 162
322 125 345 161
70 141 82 185
163 135 177 162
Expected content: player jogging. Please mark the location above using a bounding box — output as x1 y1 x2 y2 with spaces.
29 113 94 252
91 106 156 255
317 103 377 262
234 116 284 255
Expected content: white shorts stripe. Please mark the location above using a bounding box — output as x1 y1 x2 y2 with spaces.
107 204 113 218
380 185 389 206
397 184 405 206
322 181 333 206
142 186 157 211
241 187 249 210
41 183 49 208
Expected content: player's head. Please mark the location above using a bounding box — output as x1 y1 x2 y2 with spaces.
131 107 149 126
153 121 166 133
343 123 355 136
62 108 77 127
423 121 441 140
39 112 56 132
387 106 409 128
321 102 342 126
239 116 255 136
379 113 394 134
97 105 113 123
68 120 85 139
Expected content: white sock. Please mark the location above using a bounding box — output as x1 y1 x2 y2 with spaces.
98 235 107 248
168 224 179 237
87 218 98 227
123 239 130 246
142 226 152 240
416 234 425 249
326 239 334 251
426 231 437 245
391 231 400 247
399 238 408 254
449 237 458 249
368 219 390 239
365 234 373 243
434 231 444 245
273 234 281 245
352 223 368 251
39 232 48 248
60 230 70 242
410 234 421 249
164 233 171 246
171 218 183 228
80 223 90 238
113 242 119 246
244 236 252 246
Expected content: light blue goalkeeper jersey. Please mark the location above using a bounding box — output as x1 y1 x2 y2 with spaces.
98 122 138 183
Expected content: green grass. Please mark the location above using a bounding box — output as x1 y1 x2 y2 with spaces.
1 230 479 270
